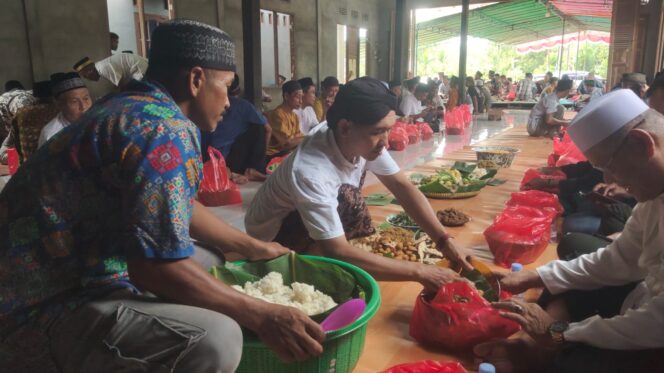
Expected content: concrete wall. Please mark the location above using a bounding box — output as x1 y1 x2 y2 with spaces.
1 0 115 98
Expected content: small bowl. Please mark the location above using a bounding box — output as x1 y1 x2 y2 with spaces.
473 146 520 168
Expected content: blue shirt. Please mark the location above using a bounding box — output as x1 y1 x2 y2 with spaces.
0 79 202 336
201 96 266 159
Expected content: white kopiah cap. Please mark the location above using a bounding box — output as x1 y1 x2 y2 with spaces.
568 89 649 152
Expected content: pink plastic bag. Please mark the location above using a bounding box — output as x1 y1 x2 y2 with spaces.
418 122 434 140
445 109 464 135
485 213 550 267
198 147 242 206
460 104 472 127
410 282 520 350
507 190 563 217
389 127 409 151
380 360 468 373
407 124 421 144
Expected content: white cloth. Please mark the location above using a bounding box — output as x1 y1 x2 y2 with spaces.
568 89 648 151
295 106 319 135
245 123 400 241
95 53 148 87
399 93 423 117
537 194 664 350
38 113 70 148
527 92 560 136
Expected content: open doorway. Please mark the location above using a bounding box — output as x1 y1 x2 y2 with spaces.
337 25 369 83
106 0 174 57
260 9 294 87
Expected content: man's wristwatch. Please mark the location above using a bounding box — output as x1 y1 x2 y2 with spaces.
548 320 569 344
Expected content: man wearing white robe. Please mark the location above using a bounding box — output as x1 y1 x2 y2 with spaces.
475 89 664 372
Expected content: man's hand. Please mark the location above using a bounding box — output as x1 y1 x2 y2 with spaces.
593 182 631 200
254 304 325 362
493 299 556 347
245 241 291 262
495 269 544 295
415 264 466 293
437 238 473 272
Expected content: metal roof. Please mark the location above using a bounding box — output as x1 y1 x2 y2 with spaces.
416 0 612 47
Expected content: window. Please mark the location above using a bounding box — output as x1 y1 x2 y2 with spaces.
106 0 174 57
260 9 294 87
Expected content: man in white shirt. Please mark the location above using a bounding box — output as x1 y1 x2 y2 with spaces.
73 53 148 89
294 77 319 135
38 72 92 147
527 78 573 137
400 83 430 121
475 90 664 372
245 77 473 292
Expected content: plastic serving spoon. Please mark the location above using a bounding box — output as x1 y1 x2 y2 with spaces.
320 298 367 332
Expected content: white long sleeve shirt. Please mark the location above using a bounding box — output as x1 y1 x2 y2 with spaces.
537 194 664 350
95 53 148 88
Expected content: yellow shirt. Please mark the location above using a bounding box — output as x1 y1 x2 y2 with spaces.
266 104 302 155
312 97 324 122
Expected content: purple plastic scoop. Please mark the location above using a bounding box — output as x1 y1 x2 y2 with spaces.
320 298 366 332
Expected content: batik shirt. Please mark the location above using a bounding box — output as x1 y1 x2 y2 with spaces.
0 79 202 337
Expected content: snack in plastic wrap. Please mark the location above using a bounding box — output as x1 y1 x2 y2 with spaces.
409 282 520 350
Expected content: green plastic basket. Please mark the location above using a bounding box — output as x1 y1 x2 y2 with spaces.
230 255 381 373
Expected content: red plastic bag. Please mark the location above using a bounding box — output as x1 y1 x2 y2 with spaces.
507 190 563 217
198 147 242 206
410 282 520 350
266 155 287 175
460 104 472 127
547 153 559 167
407 124 421 144
552 133 587 167
380 360 468 373
445 109 464 135
499 205 557 224
520 168 567 193
418 122 434 140
505 91 516 101
389 127 409 151
484 214 550 267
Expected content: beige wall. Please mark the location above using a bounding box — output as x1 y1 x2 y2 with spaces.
0 0 115 99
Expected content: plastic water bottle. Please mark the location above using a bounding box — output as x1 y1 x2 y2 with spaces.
478 362 496 373
511 262 524 300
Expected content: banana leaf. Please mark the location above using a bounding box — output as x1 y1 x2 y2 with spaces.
419 178 488 194
366 193 393 206
452 161 498 180
210 253 365 322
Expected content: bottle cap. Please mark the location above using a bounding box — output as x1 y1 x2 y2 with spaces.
511 262 523 272
478 363 496 373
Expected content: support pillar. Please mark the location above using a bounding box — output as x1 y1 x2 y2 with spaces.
458 0 470 103
241 0 262 106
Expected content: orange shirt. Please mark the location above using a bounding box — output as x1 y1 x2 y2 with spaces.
266 104 302 155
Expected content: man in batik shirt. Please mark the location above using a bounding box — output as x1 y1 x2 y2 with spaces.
0 20 324 373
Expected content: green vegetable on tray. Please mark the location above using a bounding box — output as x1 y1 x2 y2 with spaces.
387 211 419 229
418 162 497 194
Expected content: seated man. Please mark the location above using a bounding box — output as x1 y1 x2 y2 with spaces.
295 77 319 135
201 73 270 183
0 80 36 143
0 20 324 372
313 76 340 122
265 80 304 160
400 83 431 122
74 52 148 89
476 90 664 373
0 81 55 163
38 72 92 147
527 78 573 137
245 77 472 294
577 79 603 108
619 72 647 98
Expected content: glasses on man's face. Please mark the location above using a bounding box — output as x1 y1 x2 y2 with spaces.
593 120 644 173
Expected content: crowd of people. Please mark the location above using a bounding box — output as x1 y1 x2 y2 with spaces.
2 18 664 373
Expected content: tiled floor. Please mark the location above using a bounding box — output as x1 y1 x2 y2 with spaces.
207 110 530 231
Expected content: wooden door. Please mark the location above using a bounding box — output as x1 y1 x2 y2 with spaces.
607 0 640 88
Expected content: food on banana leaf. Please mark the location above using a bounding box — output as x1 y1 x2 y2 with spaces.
386 211 419 230
351 227 443 264
417 162 497 194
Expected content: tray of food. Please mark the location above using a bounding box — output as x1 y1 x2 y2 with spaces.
351 227 444 265
413 162 497 199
